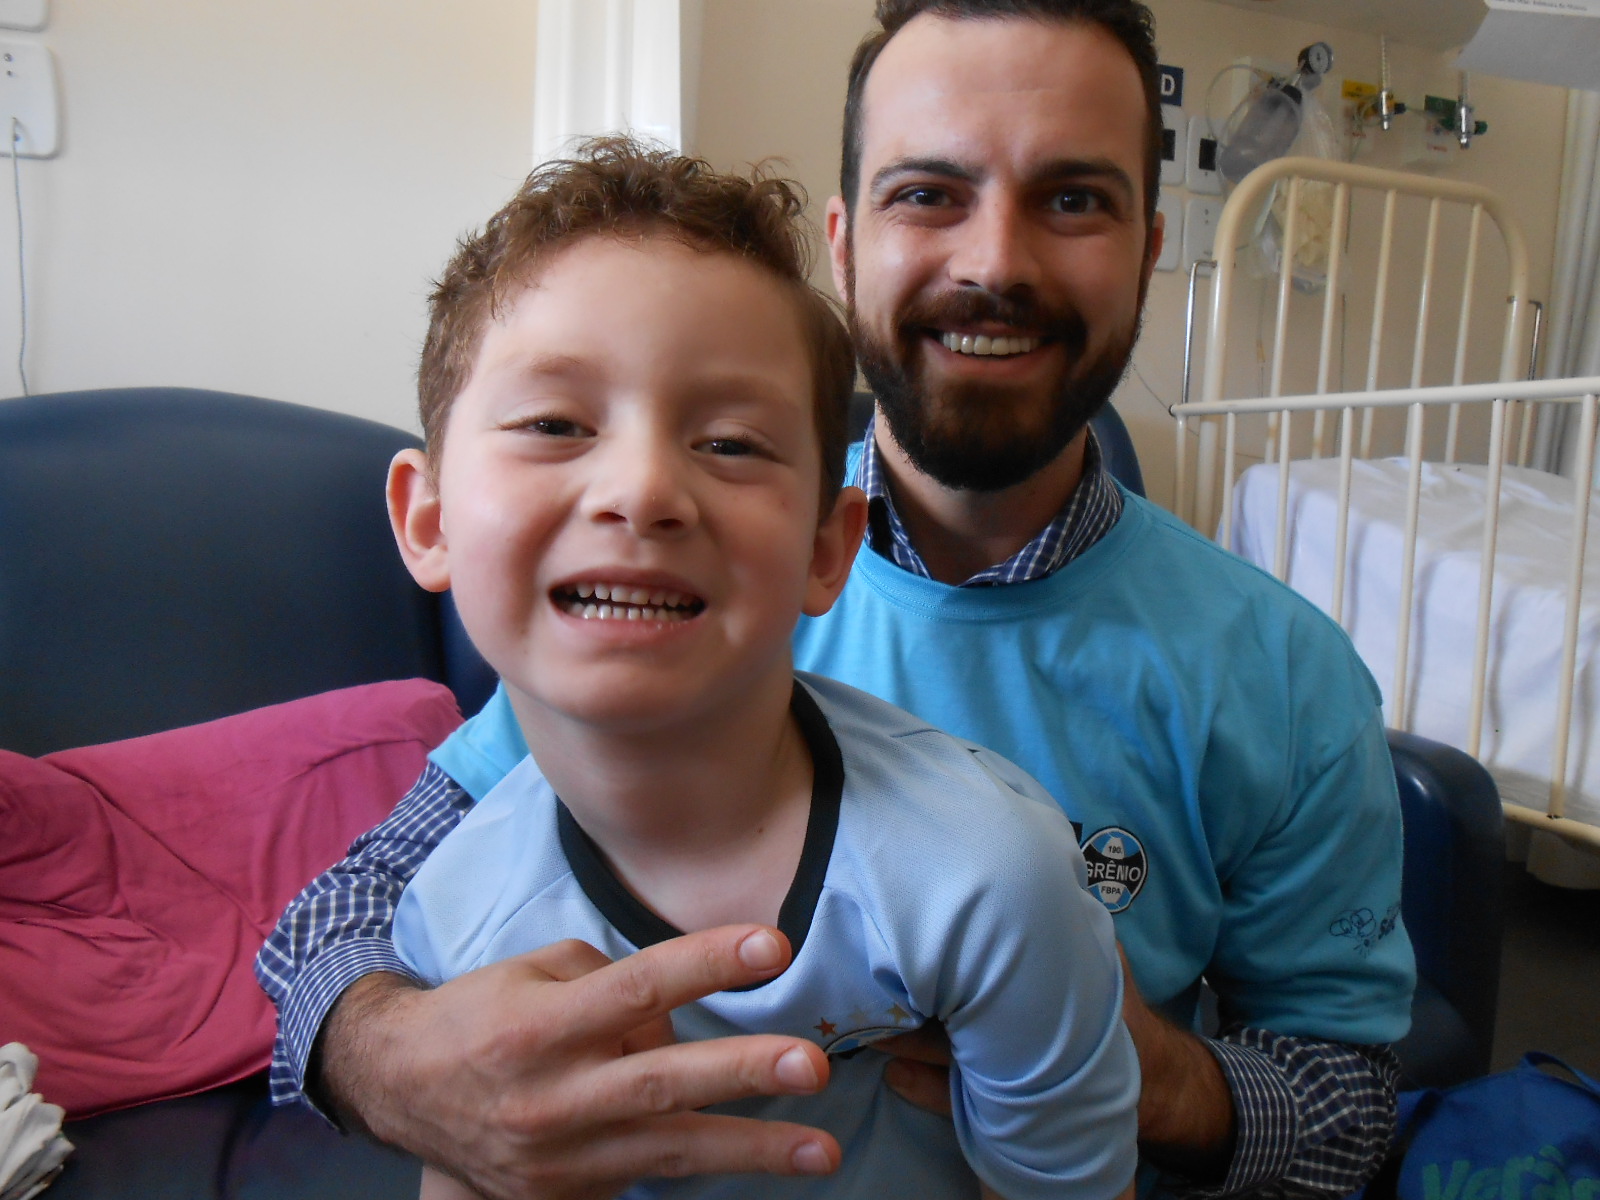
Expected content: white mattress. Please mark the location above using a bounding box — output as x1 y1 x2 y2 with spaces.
1230 457 1600 832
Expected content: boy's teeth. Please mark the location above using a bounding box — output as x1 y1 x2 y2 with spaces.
561 583 698 622
940 332 1039 357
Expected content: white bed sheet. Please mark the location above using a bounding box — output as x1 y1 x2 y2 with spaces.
1230 457 1600 831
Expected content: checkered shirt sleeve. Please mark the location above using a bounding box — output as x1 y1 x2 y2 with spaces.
1172 1028 1402 1199
254 761 475 1113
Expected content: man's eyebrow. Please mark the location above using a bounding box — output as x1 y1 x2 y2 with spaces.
1029 158 1137 200
869 156 978 194
869 155 1137 203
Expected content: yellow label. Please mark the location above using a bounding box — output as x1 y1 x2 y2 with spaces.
1342 79 1378 101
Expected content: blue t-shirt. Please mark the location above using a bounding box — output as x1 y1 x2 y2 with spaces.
431 488 1413 1044
399 675 1138 1200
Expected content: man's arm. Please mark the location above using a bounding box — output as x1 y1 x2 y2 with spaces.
1120 962 1401 1196
256 761 473 1108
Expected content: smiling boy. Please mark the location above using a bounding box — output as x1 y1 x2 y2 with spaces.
378 138 1137 1200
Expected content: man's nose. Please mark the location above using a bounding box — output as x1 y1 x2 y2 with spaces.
945 196 1043 298
586 437 699 535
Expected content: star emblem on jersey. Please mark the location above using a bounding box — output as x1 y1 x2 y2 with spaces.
1079 826 1148 914
813 1002 915 1055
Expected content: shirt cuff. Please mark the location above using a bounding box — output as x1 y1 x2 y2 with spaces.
268 936 422 1119
1199 1037 1300 1195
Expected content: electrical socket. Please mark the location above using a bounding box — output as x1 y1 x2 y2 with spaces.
1160 105 1187 187
0 39 57 157
1182 196 1221 271
1184 114 1222 195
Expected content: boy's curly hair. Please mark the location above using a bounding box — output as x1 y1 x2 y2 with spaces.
419 136 857 508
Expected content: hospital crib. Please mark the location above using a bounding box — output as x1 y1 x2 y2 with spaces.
1173 156 1600 861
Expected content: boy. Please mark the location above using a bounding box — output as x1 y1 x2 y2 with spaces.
382 137 1137 1200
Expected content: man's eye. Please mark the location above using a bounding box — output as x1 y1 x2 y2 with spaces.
896 186 948 207
1051 190 1102 215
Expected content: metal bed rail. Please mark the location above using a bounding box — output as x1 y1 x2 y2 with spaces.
1185 156 1535 537
1173 375 1600 851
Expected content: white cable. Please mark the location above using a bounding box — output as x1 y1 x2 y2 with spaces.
11 116 26 397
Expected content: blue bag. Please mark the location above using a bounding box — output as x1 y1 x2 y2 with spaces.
1364 1053 1600 1200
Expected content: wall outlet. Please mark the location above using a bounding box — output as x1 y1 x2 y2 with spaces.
1155 190 1182 272
1185 114 1221 195
1182 196 1221 270
0 40 57 157
1160 105 1187 187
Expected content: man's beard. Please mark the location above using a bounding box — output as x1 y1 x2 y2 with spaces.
849 276 1139 493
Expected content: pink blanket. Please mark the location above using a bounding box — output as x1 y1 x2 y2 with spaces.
0 679 463 1117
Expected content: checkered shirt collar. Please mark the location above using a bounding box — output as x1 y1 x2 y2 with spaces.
853 413 1125 587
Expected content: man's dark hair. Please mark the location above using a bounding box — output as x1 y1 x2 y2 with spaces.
840 0 1162 227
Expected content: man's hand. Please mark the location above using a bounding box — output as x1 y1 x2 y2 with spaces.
316 925 840 1200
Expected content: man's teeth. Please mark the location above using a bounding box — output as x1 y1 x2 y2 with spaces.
940 332 1040 357
562 583 699 622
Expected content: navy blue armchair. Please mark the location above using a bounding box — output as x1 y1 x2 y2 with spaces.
0 388 491 1199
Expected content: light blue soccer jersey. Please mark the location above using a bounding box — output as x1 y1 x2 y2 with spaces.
398 675 1138 1200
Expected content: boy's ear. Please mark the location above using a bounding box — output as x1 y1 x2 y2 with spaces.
824 196 850 303
802 485 868 618
387 448 452 593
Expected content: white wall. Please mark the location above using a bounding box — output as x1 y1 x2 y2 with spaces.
0 0 540 432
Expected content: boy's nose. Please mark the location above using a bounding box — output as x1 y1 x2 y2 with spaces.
586 442 698 535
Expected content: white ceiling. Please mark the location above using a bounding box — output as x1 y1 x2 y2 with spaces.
1197 0 1488 51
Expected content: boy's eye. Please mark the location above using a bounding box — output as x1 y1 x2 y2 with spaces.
512 416 587 438
699 436 758 457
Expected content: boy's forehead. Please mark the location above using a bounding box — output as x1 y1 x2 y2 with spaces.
464 234 818 399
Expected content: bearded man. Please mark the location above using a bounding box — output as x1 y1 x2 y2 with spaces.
258 2 1413 1197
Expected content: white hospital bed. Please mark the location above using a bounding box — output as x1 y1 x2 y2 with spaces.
1173 157 1600 861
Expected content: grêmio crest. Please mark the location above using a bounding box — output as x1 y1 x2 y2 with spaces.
1079 826 1148 914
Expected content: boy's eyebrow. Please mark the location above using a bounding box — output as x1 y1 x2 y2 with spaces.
516 352 600 380
870 156 1136 205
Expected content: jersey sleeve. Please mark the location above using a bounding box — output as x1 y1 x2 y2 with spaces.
934 755 1140 1200
1205 708 1413 1044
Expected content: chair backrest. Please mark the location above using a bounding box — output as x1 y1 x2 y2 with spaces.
0 388 494 756
846 392 1146 498
1388 729 1505 1087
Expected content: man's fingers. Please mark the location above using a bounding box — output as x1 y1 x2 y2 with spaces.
557 926 793 1040
556 1111 841 1183
508 937 617 983
587 1034 830 1119
882 1056 954 1117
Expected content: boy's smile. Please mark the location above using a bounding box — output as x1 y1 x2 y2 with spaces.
389 234 864 739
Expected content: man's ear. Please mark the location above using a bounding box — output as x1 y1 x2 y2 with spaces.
803 485 869 617
824 196 851 303
1143 208 1166 284
387 447 452 593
